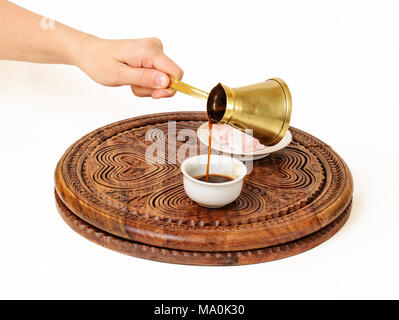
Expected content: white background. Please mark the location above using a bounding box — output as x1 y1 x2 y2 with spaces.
1 0 398 299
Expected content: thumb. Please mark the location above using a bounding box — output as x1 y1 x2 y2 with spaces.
116 65 170 89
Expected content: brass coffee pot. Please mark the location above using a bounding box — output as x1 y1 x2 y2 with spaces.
169 77 292 146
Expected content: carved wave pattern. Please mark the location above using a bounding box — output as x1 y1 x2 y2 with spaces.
253 147 318 190
91 144 179 190
58 113 350 236
83 125 325 224
147 183 265 221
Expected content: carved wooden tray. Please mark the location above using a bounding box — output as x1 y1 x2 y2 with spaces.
54 111 353 265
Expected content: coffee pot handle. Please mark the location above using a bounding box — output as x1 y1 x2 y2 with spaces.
169 77 209 100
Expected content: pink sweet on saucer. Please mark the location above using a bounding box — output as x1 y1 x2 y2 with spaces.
211 124 265 153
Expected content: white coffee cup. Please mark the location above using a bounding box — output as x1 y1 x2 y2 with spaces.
181 154 247 208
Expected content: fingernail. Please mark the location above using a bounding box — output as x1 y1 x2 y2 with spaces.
156 75 169 88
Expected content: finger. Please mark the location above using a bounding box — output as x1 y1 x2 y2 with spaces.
117 64 170 88
152 88 175 99
153 54 184 80
130 85 154 97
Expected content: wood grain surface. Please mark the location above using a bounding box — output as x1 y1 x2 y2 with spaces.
54 111 353 254
55 191 352 266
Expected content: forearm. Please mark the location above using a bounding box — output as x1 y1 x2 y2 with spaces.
0 1 183 98
0 0 92 65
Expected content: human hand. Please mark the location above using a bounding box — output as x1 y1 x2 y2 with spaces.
76 36 183 99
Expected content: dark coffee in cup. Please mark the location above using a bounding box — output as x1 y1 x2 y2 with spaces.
194 174 233 183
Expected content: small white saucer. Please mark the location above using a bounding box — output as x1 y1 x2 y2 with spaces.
197 122 292 160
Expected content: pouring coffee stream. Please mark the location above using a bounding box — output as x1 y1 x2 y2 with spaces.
169 76 293 181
